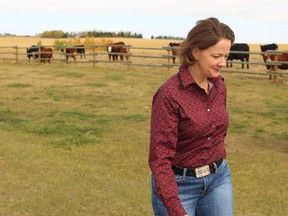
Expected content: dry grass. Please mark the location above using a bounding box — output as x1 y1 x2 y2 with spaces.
0 36 175 47
1 36 288 49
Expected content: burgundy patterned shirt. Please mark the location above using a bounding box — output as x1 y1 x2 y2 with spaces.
149 65 229 216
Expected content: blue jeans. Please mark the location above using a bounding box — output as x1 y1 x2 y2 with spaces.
151 159 233 216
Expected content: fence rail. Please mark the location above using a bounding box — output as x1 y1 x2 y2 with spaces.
0 45 287 81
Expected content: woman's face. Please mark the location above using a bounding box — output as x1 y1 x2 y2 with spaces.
192 39 231 78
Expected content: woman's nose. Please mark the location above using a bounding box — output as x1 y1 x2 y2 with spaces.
218 57 226 67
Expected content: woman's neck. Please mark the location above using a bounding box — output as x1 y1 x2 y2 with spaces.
188 65 209 93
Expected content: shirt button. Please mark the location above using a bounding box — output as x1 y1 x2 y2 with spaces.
207 108 211 112
208 137 211 141
211 125 215 128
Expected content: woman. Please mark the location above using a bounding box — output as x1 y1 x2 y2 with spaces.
149 17 235 216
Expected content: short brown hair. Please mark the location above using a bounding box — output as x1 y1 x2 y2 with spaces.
178 17 235 66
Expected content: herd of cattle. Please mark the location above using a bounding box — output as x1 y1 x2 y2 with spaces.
27 45 86 63
26 41 288 73
168 42 288 71
26 43 129 63
227 42 288 71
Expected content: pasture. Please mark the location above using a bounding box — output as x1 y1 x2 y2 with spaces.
0 37 287 215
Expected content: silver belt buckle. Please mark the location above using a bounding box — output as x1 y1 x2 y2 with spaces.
195 165 210 178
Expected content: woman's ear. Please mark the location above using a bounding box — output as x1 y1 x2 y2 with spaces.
192 47 199 60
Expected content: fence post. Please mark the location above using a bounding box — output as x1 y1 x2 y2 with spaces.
15 46 19 63
127 45 131 70
167 49 171 72
93 46 96 68
273 55 278 82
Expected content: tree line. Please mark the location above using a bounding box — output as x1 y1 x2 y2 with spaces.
151 35 185 40
39 30 143 38
38 30 184 40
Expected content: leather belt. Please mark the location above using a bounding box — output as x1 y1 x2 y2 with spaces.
172 158 223 178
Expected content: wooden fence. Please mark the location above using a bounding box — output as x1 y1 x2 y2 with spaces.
0 45 287 81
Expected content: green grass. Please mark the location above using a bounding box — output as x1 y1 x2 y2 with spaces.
6 83 33 88
0 62 287 215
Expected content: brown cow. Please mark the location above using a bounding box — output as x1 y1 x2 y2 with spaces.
260 43 278 70
40 47 53 64
263 52 288 79
61 47 77 63
106 42 128 61
169 42 181 64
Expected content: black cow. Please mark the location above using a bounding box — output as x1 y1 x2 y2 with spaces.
227 43 250 69
260 43 278 52
74 45 86 59
27 45 40 61
169 42 181 64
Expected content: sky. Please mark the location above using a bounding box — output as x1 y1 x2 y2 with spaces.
0 0 287 44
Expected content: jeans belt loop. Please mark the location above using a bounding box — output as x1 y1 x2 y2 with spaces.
182 168 187 180
213 162 218 174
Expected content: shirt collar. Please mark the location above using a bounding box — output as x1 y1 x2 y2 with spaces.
179 64 196 88
179 64 224 89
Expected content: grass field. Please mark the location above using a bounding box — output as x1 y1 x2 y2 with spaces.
0 37 287 216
